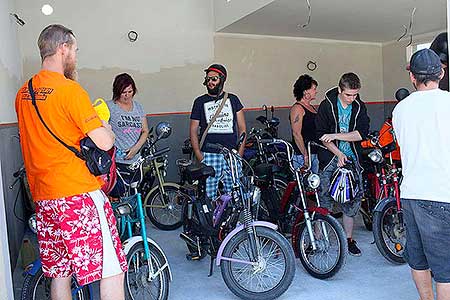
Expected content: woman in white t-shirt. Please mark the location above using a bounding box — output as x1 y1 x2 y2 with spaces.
107 73 149 165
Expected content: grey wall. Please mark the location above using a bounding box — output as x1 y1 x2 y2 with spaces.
0 125 25 270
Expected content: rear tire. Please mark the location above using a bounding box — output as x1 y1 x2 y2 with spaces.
144 184 184 231
21 267 90 300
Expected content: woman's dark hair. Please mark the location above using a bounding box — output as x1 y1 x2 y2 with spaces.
293 74 318 100
112 73 137 101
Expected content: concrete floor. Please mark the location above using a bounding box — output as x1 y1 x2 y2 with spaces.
13 214 419 300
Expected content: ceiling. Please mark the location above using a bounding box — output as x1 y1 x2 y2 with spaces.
219 0 447 43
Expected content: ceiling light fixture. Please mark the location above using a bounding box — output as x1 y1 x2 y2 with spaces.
41 4 53 16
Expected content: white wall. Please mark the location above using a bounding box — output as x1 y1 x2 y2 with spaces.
215 33 383 108
0 0 22 124
214 0 275 31
17 0 215 114
0 0 22 297
382 30 447 100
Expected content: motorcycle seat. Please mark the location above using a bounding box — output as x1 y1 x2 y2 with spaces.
185 163 215 181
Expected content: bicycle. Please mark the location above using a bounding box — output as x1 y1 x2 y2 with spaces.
13 167 92 300
112 146 173 299
178 133 295 300
139 122 184 231
256 139 347 279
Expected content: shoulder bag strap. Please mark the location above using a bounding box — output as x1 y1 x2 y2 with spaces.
199 92 228 150
28 79 84 159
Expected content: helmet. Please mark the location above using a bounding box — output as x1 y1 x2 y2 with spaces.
156 122 172 139
204 64 227 81
430 32 448 65
328 166 359 204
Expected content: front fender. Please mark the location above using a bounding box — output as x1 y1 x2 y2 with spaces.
216 221 278 266
122 236 172 280
373 196 396 213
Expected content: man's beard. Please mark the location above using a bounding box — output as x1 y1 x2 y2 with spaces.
207 84 221 96
63 59 78 81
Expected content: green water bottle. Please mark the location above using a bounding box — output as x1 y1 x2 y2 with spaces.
21 238 36 269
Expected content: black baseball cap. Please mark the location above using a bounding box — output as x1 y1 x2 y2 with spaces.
408 48 442 75
204 64 227 80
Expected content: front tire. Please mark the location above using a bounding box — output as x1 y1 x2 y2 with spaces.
373 198 406 264
21 267 90 300
296 213 347 279
144 184 184 231
125 241 170 300
220 227 295 300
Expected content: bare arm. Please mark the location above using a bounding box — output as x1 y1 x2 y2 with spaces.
290 105 307 158
190 119 203 161
87 121 115 151
125 116 150 160
236 110 247 156
319 131 362 143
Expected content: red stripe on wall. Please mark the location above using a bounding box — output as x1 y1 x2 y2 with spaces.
146 101 396 117
0 101 397 125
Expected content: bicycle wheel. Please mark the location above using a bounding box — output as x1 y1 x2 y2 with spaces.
21 267 90 300
125 241 170 300
144 184 184 231
373 198 406 264
220 227 295 300
296 213 347 279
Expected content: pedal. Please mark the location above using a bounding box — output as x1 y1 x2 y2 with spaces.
186 252 201 261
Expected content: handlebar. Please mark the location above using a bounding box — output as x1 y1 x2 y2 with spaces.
129 147 170 170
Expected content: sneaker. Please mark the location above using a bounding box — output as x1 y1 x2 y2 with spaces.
348 239 362 256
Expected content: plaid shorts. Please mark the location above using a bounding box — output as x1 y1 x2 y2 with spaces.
35 190 128 285
202 152 242 199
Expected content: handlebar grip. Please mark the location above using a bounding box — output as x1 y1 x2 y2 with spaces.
151 147 170 158
259 139 274 144
205 143 224 151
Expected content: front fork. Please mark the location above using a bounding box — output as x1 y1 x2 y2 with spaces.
135 192 156 280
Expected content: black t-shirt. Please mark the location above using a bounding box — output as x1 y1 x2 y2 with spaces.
190 92 244 153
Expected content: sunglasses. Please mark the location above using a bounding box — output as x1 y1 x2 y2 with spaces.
205 76 220 83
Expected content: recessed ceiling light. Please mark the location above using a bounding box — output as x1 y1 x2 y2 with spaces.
41 4 53 16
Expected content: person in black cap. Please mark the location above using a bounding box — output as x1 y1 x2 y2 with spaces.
393 48 450 300
189 64 246 200
430 32 448 91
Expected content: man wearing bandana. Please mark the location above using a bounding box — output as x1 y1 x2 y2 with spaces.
189 64 247 200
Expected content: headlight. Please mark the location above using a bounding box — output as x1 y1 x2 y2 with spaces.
116 203 132 216
307 173 321 189
368 149 383 163
28 214 38 234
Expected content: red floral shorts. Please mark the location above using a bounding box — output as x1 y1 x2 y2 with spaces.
35 190 128 285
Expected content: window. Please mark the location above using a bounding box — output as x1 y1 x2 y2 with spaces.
406 42 432 62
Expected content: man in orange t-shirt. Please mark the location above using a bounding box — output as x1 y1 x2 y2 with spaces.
15 24 126 300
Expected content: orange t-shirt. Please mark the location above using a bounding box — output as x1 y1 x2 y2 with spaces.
15 70 103 201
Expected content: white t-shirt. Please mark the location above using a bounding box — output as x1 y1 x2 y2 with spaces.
393 88 450 203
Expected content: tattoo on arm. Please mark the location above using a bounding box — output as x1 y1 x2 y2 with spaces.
293 114 300 123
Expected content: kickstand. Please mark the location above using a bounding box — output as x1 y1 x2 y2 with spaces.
208 257 214 277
